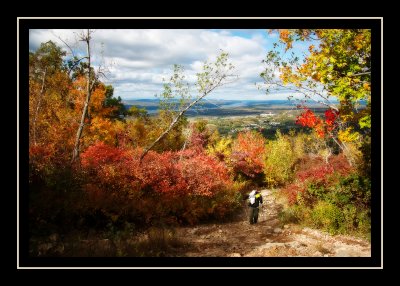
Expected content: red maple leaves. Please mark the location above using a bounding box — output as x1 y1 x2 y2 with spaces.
81 142 232 197
295 108 339 137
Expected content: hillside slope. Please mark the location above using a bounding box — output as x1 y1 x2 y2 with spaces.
175 189 371 257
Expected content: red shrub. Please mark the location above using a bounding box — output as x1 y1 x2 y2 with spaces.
178 150 231 197
81 141 130 168
80 143 236 224
283 184 304 205
296 154 353 185
29 144 54 171
282 154 355 205
139 149 231 197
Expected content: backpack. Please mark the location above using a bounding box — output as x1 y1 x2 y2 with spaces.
248 190 256 206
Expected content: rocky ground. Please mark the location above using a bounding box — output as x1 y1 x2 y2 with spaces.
174 189 371 257
32 189 371 257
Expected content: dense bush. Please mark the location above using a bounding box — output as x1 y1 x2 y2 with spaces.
80 142 240 225
229 131 266 184
264 131 297 187
280 154 370 236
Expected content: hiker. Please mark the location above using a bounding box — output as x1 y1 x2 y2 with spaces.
245 189 263 224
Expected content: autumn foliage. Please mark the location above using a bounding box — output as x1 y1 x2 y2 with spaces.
295 108 339 138
282 154 354 205
229 131 266 181
27 37 372 251
81 142 238 224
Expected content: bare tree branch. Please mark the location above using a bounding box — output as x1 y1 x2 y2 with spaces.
52 32 90 76
140 91 210 161
269 81 339 111
72 29 93 163
348 71 371 77
140 56 236 161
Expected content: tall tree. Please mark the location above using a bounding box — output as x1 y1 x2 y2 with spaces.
140 51 236 160
260 29 371 165
29 41 67 145
72 29 94 163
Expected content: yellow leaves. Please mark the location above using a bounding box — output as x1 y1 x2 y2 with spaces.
71 76 87 112
355 42 363 50
91 84 106 111
298 63 310 75
317 148 330 160
207 137 233 160
265 176 278 188
88 117 116 145
308 45 315 52
280 66 302 86
354 33 365 50
338 127 360 143
279 66 292 84
363 82 371 91
126 118 149 148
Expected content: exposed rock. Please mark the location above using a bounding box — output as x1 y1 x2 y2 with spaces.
288 241 302 248
40 188 369 258
335 246 365 257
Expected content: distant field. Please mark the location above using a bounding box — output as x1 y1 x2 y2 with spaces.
122 99 341 138
123 99 335 118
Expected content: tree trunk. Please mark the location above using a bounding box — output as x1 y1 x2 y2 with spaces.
139 52 232 161
140 93 207 161
72 30 91 163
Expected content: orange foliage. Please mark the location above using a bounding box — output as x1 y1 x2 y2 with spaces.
230 131 266 179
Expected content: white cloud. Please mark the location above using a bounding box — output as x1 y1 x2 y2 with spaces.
29 29 287 101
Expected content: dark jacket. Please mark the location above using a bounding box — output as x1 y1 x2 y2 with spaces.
245 191 263 208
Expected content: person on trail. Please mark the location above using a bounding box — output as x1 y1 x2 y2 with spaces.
245 189 263 224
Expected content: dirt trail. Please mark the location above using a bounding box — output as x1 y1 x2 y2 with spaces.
174 189 371 257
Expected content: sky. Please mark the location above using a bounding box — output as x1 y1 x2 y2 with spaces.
29 29 310 101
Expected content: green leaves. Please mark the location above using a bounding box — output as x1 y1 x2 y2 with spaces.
260 29 371 154
156 64 191 115
358 115 371 129
196 51 236 95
